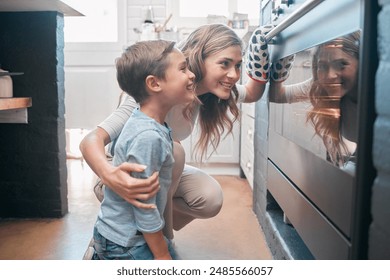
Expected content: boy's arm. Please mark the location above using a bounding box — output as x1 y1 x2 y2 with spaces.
143 231 172 260
128 131 173 259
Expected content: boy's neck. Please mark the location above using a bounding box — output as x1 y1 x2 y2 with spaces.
140 102 171 125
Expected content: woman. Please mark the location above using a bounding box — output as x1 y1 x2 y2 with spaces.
80 24 269 240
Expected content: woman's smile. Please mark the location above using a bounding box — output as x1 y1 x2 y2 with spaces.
219 81 234 91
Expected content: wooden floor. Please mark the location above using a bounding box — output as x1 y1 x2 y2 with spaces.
0 159 272 260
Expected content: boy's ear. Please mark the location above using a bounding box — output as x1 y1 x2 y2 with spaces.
145 75 162 93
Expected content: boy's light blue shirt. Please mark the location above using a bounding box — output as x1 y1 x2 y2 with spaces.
95 108 174 247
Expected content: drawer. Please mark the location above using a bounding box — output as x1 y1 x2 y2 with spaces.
267 160 351 259
241 102 255 118
268 129 353 237
240 113 255 147
240 145 254 188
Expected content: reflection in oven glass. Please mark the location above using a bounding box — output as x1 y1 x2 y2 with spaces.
269 31 361 174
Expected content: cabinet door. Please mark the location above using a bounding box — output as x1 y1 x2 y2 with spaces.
240 112 255 187
183 117 240 164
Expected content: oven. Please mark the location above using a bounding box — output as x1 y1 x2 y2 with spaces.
263 0 377 259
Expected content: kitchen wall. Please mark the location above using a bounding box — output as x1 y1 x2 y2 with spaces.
370 0 390 259
125 0 259 45
64 0 168 132
0 12 68 218
64 0 260 131
126 0 167 45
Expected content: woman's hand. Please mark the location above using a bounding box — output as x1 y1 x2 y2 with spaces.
246 25 274 83
100 162 160 209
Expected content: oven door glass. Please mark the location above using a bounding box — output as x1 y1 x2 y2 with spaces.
270 31 360 173
268 31 361 240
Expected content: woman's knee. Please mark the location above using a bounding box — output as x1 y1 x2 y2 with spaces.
199 179 223 217
179 170 223 218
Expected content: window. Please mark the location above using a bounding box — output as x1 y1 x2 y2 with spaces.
62 0 119 43
167 0 259 28
179 0 228 17
237 0 260 20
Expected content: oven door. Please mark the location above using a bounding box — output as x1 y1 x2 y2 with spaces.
267 0 365 259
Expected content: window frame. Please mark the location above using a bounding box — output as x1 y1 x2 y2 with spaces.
63 0 127 53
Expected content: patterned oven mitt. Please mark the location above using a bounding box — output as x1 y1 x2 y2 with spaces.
271 54 295 82
246 25 274 83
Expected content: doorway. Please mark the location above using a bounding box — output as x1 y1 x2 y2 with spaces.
62 0 126 157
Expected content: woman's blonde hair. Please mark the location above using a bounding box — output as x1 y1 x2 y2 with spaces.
178 24 244 161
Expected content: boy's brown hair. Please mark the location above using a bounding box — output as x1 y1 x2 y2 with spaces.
116 40 176 104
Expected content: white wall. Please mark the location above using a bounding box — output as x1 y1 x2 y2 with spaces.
126 0 167 45
126 0 260 44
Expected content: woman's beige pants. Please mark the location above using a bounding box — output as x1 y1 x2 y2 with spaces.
163 143 223 239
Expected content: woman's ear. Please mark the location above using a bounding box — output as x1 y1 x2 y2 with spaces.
145 75 162 93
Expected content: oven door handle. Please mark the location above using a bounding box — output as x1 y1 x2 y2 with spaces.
265 0 325 43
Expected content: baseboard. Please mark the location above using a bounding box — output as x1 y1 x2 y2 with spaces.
186 162 240 176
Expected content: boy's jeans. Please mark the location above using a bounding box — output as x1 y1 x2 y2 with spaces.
92 227 178 260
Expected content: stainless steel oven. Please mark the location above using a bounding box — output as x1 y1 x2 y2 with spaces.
264 0 377 259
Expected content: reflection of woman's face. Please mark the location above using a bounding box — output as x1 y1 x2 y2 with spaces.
316 46 358 99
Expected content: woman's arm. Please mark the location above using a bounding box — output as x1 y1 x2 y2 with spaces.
269 80 288 103
244 78 266 103
80 127 114 180
243 25 273 103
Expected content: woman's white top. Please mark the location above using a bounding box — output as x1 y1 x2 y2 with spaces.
99 84 247 142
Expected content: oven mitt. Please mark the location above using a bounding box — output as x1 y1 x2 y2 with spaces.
246 25 274 83
271 54 295 82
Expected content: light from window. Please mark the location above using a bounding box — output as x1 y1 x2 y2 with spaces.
237 0 260 20
63 0 118 43
179 0 228 17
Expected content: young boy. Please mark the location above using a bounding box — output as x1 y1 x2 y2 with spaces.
92 40 195 260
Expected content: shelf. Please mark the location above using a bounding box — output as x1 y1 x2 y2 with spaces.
0 0 83 16
0 97 32 111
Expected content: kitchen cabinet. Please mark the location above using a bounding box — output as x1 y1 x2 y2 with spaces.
181 116 240 166
238 63 255 188
240 102 255 188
